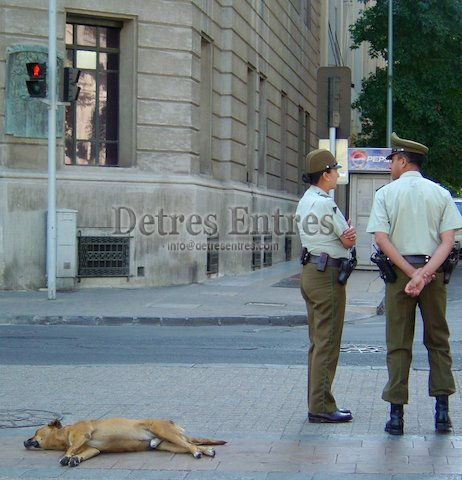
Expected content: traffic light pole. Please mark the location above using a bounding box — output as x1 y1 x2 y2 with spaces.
386 0 393 147
328 126 336 199
47 0 57 299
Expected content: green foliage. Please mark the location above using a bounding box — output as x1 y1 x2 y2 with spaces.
350 0 462 193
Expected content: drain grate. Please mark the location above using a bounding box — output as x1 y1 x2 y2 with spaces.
0 409 63 428
246 302 287 307
340 344 386 353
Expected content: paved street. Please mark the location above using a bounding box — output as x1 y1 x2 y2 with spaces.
0 262 462 479
2 321 462 369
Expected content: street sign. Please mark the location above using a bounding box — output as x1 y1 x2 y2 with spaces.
317 66 351 139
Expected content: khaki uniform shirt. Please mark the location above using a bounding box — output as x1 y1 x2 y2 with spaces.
366 171 462 255
296 185 349 258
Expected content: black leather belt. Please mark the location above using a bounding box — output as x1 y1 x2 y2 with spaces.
308 255 343 268
403 255 430 264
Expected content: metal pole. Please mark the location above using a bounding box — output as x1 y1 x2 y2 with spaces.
386 0 393 147
47 0 57 299
329 126 336 198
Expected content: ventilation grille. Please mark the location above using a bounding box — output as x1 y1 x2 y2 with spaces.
252 235 261 270
263 235 273 267
206 236 219 275
285 235 292 261
78 236 129 277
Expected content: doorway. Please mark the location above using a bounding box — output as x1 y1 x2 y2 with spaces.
349 173 390 268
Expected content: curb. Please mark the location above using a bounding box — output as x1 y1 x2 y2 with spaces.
1 314 308 327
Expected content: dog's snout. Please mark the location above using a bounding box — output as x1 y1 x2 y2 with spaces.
24 438 40 448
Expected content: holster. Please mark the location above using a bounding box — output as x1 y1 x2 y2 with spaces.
441 241 460 284
338 247 357 285
371 249 397 283
300 247 310 265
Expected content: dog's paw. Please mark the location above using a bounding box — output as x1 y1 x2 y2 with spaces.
59 456 70 466
204 448 216 457
150 438 161 449
193 451 202 459
68 456 81 467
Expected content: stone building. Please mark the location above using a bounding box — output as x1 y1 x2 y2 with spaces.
320 0 384 136
1 0 325 290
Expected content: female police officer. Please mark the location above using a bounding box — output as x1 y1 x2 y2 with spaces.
296 149 356 423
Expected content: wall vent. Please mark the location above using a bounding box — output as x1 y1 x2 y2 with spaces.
206 235 219 275
263 235 273 267
252 235 261 270
285 235 292 261
78 236 129 277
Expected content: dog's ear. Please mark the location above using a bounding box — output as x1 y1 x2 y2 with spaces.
48 419 62 429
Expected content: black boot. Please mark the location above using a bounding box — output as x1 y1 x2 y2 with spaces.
385 403 404 435
435 395 452 433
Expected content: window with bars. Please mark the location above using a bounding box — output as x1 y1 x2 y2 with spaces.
65 17 121 166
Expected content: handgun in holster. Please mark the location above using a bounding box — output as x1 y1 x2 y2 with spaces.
338 246 357 285
441 241 460 284
370 247 397 283
300 247 310 265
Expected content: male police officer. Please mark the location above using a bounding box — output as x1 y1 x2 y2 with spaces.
367 132 462 435
296 149 356 423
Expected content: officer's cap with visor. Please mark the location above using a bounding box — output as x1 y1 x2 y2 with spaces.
386 132 428 160
304 149 342 174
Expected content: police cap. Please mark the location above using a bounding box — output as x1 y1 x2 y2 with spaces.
386 132 428 160
305 149 341 174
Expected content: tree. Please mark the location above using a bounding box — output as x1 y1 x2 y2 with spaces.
350 0 462 193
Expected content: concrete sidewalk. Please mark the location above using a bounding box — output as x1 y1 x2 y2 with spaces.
0 260 385 326
1 364 462 479
1 263 462 479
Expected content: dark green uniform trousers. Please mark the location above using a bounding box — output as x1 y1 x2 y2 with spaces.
383 267 455 404
300 263 346 414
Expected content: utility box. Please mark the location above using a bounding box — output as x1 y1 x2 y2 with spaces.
56 209 77 289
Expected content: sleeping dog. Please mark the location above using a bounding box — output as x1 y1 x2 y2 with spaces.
24 418 226 467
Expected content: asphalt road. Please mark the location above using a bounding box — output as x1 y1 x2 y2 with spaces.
1 317 461 369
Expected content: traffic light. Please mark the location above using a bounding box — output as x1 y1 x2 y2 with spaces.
63 67 81 102
26 62 47 98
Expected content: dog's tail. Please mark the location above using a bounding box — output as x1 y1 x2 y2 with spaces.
189 437 227 446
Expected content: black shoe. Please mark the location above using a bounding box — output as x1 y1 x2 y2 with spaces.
308 410 353 423
338 408 351 414
385 403 403 435
435 395 452 433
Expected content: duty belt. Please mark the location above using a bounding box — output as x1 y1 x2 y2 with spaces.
308 255 343 268
403 255 430 264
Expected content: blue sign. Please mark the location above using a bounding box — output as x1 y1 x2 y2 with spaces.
348 147 392 171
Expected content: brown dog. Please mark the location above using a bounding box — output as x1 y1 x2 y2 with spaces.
24 418 226 467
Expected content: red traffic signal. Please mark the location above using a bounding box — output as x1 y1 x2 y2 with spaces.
28 63 43 77
26 62 47 98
